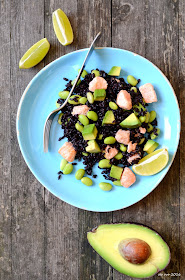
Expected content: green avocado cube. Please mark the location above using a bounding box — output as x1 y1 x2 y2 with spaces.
102 110 115 125
110 165 123 180
108 66 121 76
82 124 98 140
93 89 106 101
86 140 101 153
120 113 141 128
143 140 159 154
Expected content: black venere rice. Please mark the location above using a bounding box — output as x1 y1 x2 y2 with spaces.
57 69 157 179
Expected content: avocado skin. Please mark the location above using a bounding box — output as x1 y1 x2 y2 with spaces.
87 223 171 279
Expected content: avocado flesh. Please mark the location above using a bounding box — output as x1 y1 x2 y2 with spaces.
144 140 159 154
86 140 100 153
110 165 123 180
102 111 115 125
108 66 121 76
82 124 98 140
120 113 141 128
93 89 106 101
87 223 170 278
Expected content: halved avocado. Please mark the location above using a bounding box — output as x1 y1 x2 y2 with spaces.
87 223 170 278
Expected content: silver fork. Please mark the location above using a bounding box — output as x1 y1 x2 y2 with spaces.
43 32 101 152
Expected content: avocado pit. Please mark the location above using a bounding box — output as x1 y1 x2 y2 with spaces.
118 238 151 264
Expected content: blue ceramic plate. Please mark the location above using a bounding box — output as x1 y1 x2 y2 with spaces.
16 48 180 212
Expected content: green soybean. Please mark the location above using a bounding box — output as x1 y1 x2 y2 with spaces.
71 78 81 86
75 169 85 180
109 101 118 110
139 138 145 145
130 87 137 93
149 111 156 123
113 180 122 186
56 101 60 108
63 163 73 175
58 91 70 99
91 70 100 77
75 122 84 132
139 116 146 123
87 111 98 121
78 115 89 126
114 152 123 160
104 136 116 144
147 124 153 133
60 159 68 171
145 112 150 123
127 75 138 86
99 182 112 191
150 128 160 140
87 92 94 104
78 69 88 78
68 95 80 105
120 144 127 152
98 134 103 140
81 177 93 186
82 152 88 156
99 159 111 169
58 112 63 125
79 97 87 104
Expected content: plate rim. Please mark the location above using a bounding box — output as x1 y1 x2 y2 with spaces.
16 47 181 212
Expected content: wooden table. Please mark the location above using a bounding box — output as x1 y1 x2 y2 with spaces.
0 0 184 279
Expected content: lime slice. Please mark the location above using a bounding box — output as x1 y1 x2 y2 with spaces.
19 38 50 69
132 148 169 176
52 9 74 46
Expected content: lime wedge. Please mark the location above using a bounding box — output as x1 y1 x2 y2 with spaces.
132 148 169 176
19 38 50 69
52 9 74 46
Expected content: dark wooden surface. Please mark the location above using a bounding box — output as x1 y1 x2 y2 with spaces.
0 0 184 279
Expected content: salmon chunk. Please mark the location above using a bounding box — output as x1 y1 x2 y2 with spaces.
116 90 132 110
115 129 130 145
139 83 157 103
89 77 108 92
127 141 137 153
139 127 146 134
58 142 76 162
127 154 141 164
72 105 89 116
120 167 136 188
104 145 118 159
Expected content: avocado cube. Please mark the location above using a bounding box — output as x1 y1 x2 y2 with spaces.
102 110 115 125
82 124 98 140
108 66 121 76
143 140 159 154
110 165 123 180
86 140 101 153
120 113 141 128
93 89 106 101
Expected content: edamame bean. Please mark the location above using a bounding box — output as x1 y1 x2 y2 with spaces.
92 70 100 77
75 122 84 132
87 111 98 121
145 112 150 123
98 159 111 169
98 134 103 140
60 159 68 171
68 95 80 105
147 124 153 132
81 177 93 186
99 182 112 191
149 111 156 123
56 101 60 108
127 75 138 86
120 144 127 152
139 116 146 123
104 136 116 144
109 101 118 110
58 112 63 125
63 163 73 175
130 87 137 93
139 138 145 145
113 180 122 186
87 92 94 104
71 78 81 86
150 128 160 140
78 69 88 78
114 152 123 160
75 169 85 180
79 97 87 104
78 115 89 126
82 152 88 156
58 91 69 99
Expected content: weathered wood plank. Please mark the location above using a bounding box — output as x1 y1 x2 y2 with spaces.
0 0 12 279
10 1 45 279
